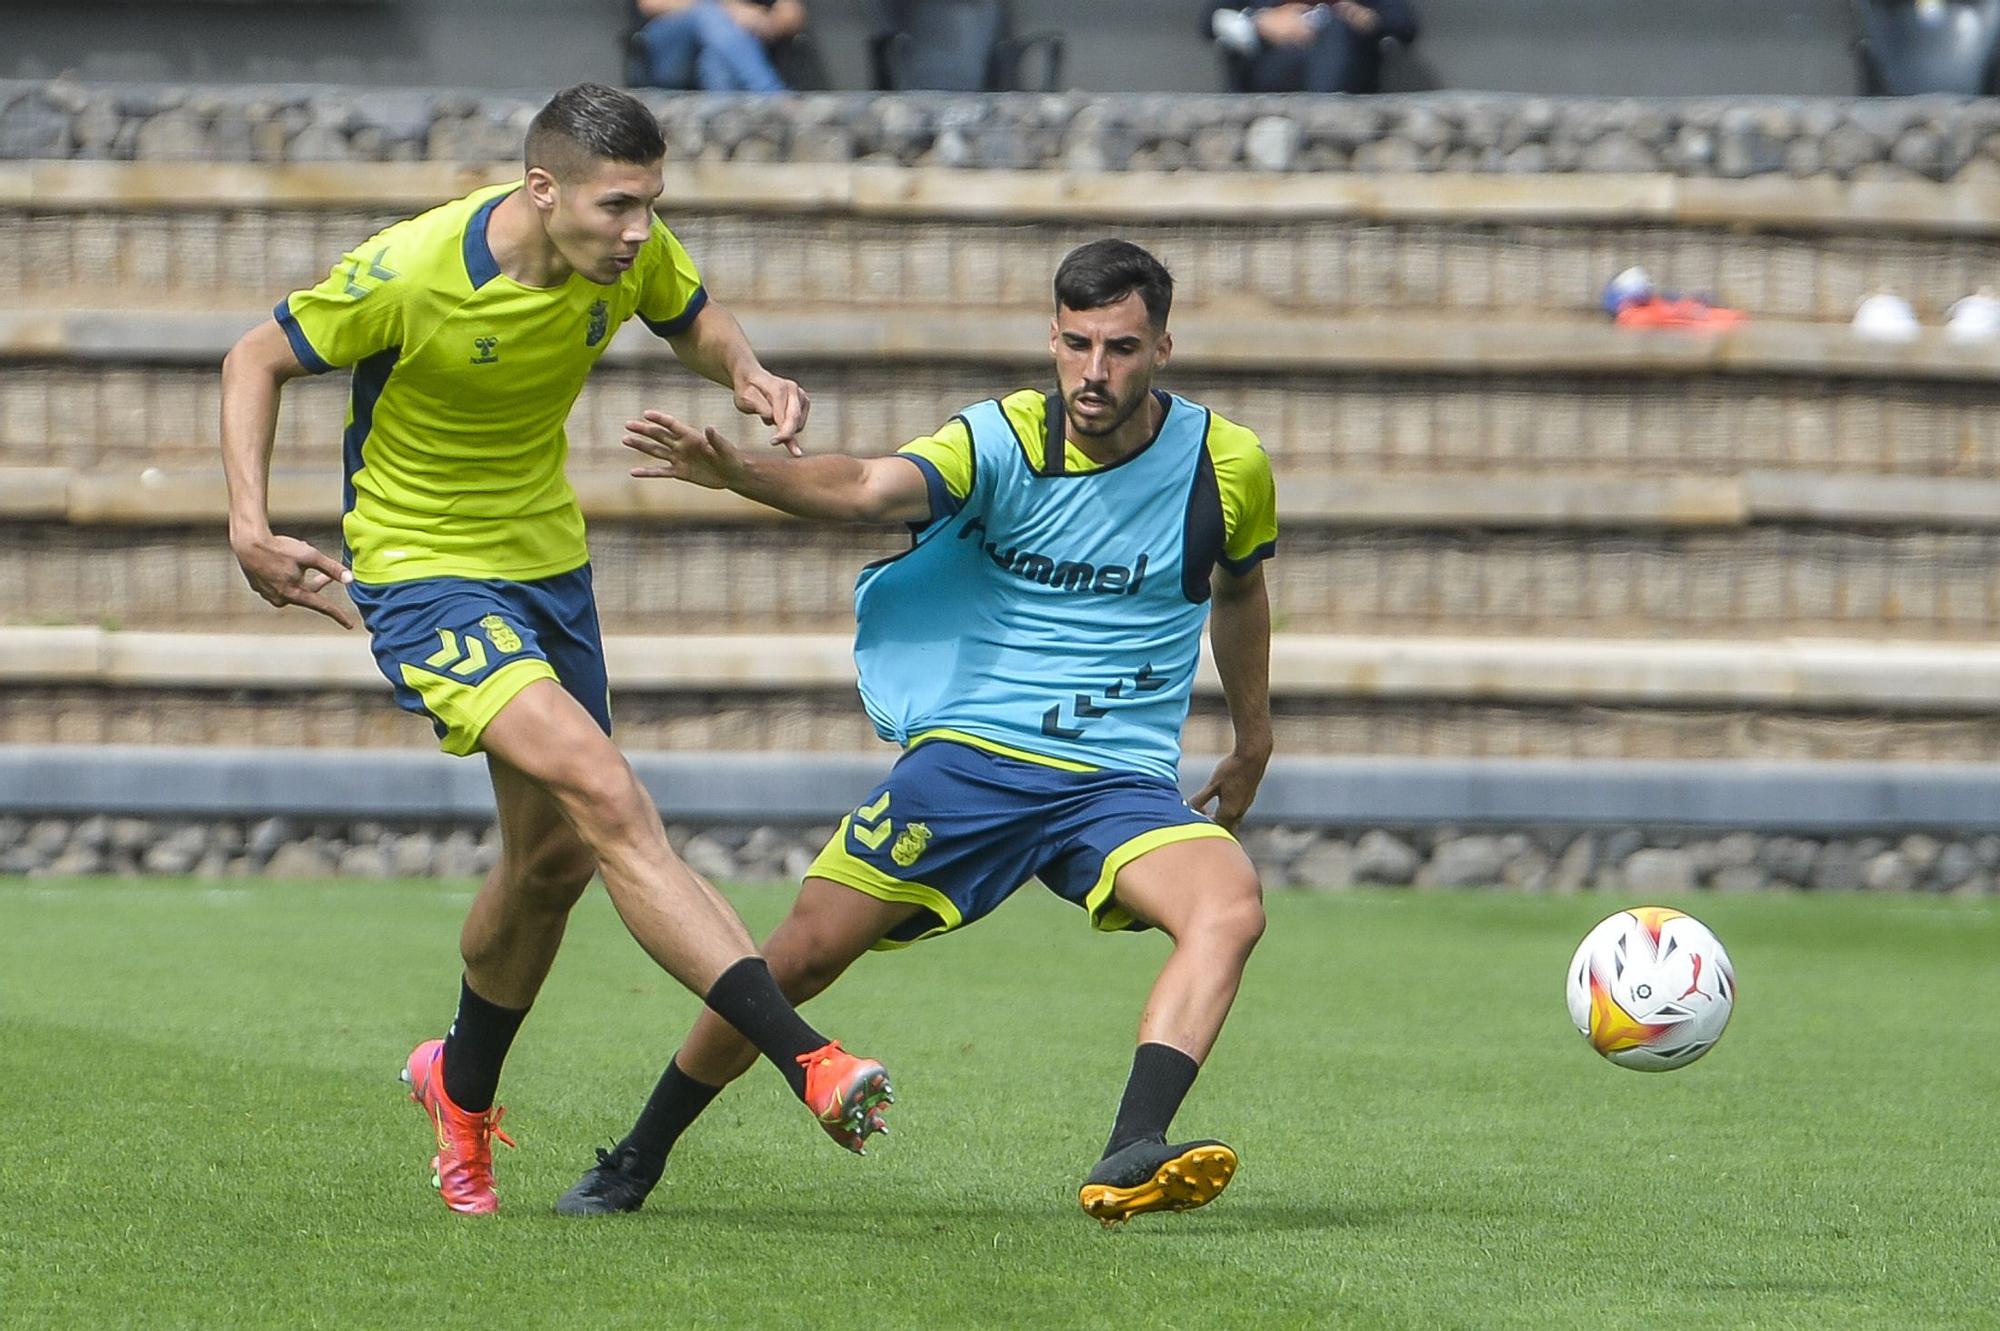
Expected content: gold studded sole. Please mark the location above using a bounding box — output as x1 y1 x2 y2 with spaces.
1078 1143 1238 1228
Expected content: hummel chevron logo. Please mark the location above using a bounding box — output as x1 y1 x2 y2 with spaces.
425 629 487 677
1103 664 1165 701
851 792 893 851
1041 705 1086 740
1042 664 1170 739
342 246 398 299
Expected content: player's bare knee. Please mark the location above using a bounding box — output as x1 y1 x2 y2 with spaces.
767 948 843 1003
546 756 622 810
1200 874 1266 954
508 839 597 912
765 923 858 1001
1235 892 1268 951
551 762 652 846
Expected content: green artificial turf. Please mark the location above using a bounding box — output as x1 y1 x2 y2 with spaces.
1 879 1993 1330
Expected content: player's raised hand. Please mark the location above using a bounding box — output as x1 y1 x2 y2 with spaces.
623 410 748 490
230 531 357 629
733 370 810 457
1191 748 1270 834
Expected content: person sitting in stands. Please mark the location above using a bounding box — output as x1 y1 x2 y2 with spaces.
635 0 807 93
1208 0 1417 94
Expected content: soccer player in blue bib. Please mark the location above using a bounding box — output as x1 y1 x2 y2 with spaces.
218 84 891 1214
561 240 1276 1225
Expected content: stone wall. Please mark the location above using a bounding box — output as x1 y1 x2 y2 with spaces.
9 82 2000 183
2 812 1990 896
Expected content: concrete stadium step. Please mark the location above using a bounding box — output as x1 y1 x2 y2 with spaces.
16 204 1997 324
8 321 2000 479
3 521 898 635
10 629 2000 761
10 161 2000 323
20 463 2000 529
11 517 2000 640
20 306 2000 381
16 625 2000 707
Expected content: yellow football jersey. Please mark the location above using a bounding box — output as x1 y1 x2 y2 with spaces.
899 389 1278 573
277 182 705 583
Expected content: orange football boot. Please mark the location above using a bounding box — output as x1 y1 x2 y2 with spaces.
399 1038 515 1214
796 1041 893 1154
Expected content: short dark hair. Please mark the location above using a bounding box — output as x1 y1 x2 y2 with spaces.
1053 239 1174 329
524 83 665 181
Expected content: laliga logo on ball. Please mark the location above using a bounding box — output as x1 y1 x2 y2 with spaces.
1565 906 1736 1072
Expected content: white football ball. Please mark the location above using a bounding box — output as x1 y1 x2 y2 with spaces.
1566 906 1736 1071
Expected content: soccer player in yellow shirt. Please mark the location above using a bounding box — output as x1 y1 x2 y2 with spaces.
218 84 890 1215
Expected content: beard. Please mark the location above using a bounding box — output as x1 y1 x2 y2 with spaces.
1065 386 1148 437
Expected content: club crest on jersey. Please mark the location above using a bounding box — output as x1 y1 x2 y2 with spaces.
889 821 932 868
471 336 500 365
478 615 522 654
585 299 609 347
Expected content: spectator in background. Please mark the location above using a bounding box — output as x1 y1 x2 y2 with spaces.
1209 0 1417 94
634 0 806 93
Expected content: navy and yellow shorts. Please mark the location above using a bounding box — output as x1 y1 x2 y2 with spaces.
806 736 1237 949
347 565 611 756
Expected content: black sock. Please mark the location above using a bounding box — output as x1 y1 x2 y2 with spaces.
1103 1042 1201 1157
621 1058 724 1180
440 975 529 1114
701 957 826 1100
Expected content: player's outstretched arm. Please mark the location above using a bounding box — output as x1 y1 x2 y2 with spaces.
1192 563 1274 831
623 410 931 524
220 318 357 629
665 300 810 456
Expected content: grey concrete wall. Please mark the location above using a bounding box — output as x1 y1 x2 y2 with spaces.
1376 0 1861 97
3 0 1868 95
0 0 633 88
733 0 1866 96
9 745 2000 831
4 749 1999 893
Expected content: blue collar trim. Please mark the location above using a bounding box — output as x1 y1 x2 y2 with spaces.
462 189 514 290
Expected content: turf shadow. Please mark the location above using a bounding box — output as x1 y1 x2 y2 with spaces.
1111 1198 1413 1235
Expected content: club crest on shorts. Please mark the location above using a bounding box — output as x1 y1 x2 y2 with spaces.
890 821 932 868
478 614 522 653
585 299 609 347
